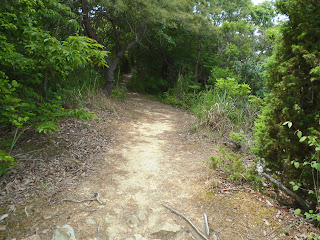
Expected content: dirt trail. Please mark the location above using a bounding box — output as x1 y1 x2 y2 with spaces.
51 93 212 239
6 92 313 239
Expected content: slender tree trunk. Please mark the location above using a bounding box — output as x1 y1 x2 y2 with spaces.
105 57 120 94
81 0 146 94
104 25 146 94
194 35 203 83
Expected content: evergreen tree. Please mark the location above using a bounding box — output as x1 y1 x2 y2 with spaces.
254 0 320 199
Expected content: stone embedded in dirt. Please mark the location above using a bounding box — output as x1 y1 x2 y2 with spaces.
134 233 147 240
85 217 96 225
52 225 77 240
124 238 135 240
212 233 218 240
137 210 147 221
106 227 117 240
21 235 41 240
151 222 181 237
127 214 139 225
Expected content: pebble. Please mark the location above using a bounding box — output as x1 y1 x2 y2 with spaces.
52 225 77 240
137 210 147 221
134 234 147 240
106 227 116 240
151 222 181 236
21 235 41 240
127 215 139 225
86 218 96 225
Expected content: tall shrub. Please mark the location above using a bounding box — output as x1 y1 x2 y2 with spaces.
254 0 320 195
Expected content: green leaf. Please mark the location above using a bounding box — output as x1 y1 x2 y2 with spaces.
294 162 300 168
293 185 299 191
294 209 301 215
299 136 307 142
297 131 302 138
310 161 320 171
305 212 311 219
11 80 19 87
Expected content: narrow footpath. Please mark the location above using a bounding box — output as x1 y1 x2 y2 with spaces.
6 92 313 240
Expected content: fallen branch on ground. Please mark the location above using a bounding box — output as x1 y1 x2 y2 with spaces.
162 204 209 240
261 173 310 210
61 192 106 205
204 213 210 236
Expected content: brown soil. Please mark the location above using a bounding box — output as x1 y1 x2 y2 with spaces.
0 91 318 240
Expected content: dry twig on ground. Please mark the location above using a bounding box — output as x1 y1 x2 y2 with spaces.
61 192 106 205
163 203 209 240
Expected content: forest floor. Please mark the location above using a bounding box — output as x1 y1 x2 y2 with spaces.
0 82 318 239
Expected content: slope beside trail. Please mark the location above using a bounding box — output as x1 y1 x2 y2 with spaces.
7 92 313 240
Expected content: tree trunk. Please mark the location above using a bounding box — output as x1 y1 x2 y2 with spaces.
104 25 146 94
194 35 203 83
81 0 146 94
105 58 119 94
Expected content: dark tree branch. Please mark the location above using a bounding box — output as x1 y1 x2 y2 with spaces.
262 172 311 210
107 17 122 50
81 0 101 44
115 23 147 59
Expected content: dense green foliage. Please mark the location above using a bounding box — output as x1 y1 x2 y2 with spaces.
128 0 275 97
0 0 107 174
0 0 107 128
190 78 262 136
254 0 320 203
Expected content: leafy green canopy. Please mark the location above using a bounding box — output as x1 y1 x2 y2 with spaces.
254 0 320 199
0 0 107 131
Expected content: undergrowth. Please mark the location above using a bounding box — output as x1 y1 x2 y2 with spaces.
162 75 262 144
0 67 122 176
208 147 262 186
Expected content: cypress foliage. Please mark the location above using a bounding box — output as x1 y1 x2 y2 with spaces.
254 0 320 192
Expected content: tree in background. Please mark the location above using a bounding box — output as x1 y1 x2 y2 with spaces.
131 0 274 97
80 0 199 93
254 0 320 202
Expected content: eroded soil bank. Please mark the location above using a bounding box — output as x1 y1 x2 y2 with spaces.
0 92 316 239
